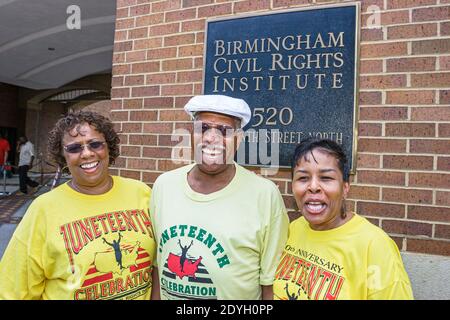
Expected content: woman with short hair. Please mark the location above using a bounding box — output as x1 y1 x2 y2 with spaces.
0 111 157 300
273 138 413 300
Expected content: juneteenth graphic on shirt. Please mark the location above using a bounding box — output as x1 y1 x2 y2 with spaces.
274 247 345 300
159 224 231 300
59 209 154 300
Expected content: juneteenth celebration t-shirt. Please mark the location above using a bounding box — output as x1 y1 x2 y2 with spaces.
150 163 289 300
273 214 413 300
0 176 156 300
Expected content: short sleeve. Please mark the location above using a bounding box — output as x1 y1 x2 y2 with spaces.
366 234 414 300
0 200 47 299
149 179 159 269
29 143 35 157
259 189 289 285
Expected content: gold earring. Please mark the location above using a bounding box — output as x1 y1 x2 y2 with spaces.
341 199 347 219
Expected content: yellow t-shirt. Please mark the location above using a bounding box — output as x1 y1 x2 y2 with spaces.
0 176 156 300
273 214 413 300
150 163 289 300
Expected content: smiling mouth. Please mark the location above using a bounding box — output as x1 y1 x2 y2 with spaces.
305 201 327 214
80 161 99 170
201 144 226 157
202 147 224 156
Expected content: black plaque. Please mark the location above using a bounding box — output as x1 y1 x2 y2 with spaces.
203 3 360 171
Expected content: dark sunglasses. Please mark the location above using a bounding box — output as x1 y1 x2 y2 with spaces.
194 121 240 137
63 141 106 154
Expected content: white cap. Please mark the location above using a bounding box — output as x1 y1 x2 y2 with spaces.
184 95 251 128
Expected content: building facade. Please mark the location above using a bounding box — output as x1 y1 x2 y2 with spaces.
110 0 450 257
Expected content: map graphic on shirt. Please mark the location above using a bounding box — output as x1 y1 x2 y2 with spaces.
160 237 218 300
75 244 152 300
167 253 203 279
166 239 202 279
161 258 217 300
94 239 141 275
58 209 155 300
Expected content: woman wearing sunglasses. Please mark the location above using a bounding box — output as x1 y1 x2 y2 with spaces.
0 111 157 300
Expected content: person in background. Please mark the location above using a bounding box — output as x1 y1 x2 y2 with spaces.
0 111 157 300
0 132 10 177
150 95 289 300
273 138 413 300
16 136 39 194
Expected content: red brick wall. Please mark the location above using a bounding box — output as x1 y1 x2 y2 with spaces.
111 0 450 256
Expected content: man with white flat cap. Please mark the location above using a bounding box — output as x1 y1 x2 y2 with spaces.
150 94 289 300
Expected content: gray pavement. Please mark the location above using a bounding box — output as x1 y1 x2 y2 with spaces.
0 199 31 258
0 173 68 259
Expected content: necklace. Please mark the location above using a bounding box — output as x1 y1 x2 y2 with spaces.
70 176 113 195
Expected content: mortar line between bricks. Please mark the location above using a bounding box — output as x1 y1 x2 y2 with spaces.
380 235 430 241
361 54 450 61
351 184 450 191
383 25 388 41
358 136 450 140
364 217 450 226
432 236 450 242
382 90 386 104
360 70 450 76
114 69 204 76
326 168 445 174
360 162 450 169
349 200 450 209
324 150 440 156
361 4 450 15
432 222 436 238
385 234 450 242
361 35 450 44
359 89 447 92
363 5 447 17
359 105 450 109
345 168 449 174
349 19 446 30
436 55 442 71
356 186 450 192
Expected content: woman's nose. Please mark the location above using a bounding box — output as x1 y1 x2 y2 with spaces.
80 145 95 158
308 176 321 193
